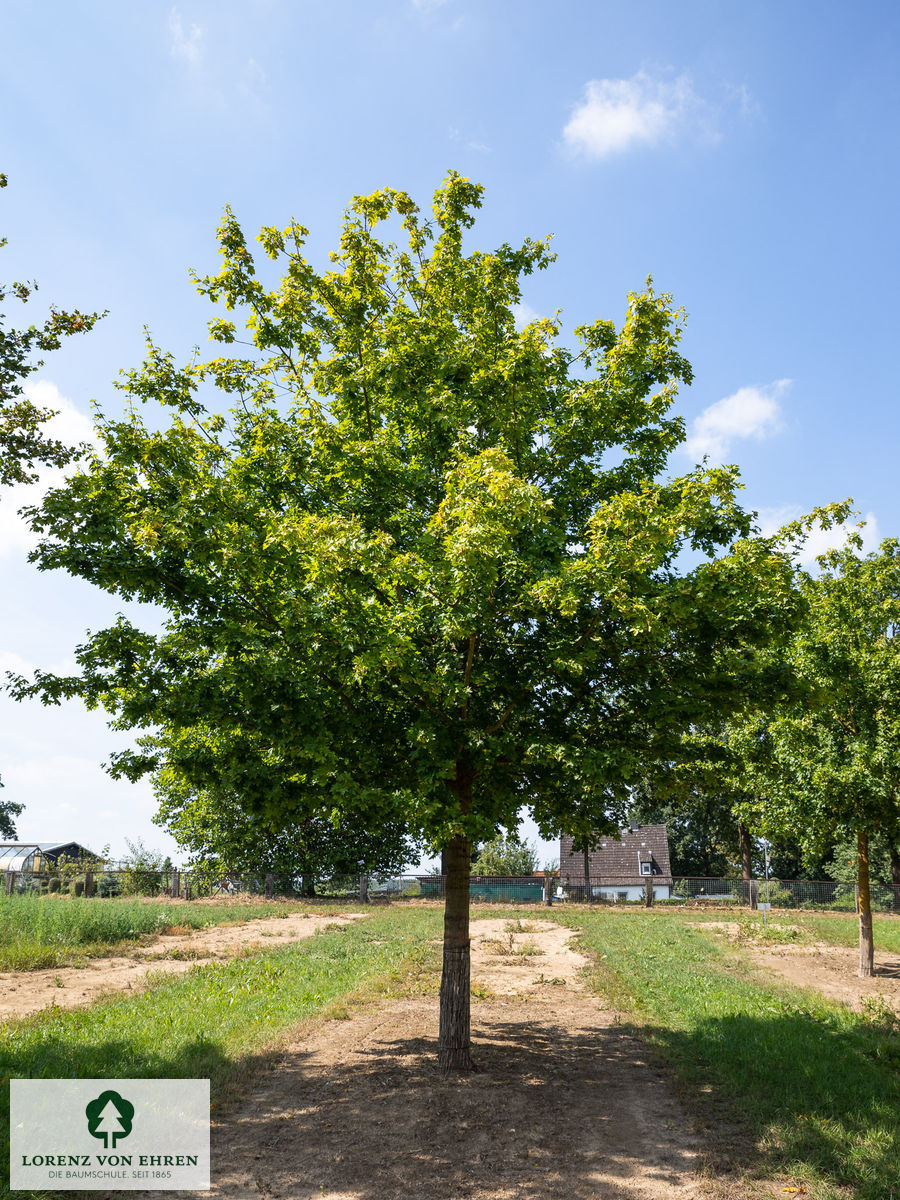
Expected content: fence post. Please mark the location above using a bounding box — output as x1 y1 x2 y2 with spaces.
749 879 758 911
5 871 14 896
644 879 653 908
84 870 94 898
544 875 553 906
359 874 369 904
263 873 274 900
170 870 180 899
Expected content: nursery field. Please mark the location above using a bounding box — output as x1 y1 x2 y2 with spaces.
0 907 442 1199
0 892 361 970
3 903 900 1199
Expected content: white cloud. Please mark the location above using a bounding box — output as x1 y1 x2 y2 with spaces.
168 7 203 67
757 506 881 567
0 381 97 559
511 302 541 330
448 126 490 154
685 379 789 462
563 71 706 159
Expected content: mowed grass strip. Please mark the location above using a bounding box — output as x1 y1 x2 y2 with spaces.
0 894 360 970
560 909 900 1200
788 910 900 953
1 909 443 1196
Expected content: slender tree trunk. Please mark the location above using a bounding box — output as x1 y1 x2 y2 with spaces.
890 843 900 913
439 831 472 1072
858 829 875 978
583 847 591 904
739 823 753 880
739 823 754 908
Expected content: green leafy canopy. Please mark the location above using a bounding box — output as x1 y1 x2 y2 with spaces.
0 172 104 489
11 172 809 852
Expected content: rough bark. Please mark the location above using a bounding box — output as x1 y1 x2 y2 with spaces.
890 843 900 913
439 831 472 1072
858 829 875 978
583 847 592 904
644 879 653 907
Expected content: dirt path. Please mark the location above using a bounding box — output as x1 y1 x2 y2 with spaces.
116 917 719 1200
0 912 364 1019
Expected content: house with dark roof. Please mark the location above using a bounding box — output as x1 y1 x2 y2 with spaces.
559 824 673 902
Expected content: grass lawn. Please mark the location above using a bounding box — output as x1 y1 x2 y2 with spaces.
0 894 363 970
1 908 443 1198
556 907 900 1200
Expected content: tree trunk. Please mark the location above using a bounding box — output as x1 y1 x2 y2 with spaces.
858 829 875 978
583 847 591 904
439 832 472 1072
890 843 900 913
739 823 753 880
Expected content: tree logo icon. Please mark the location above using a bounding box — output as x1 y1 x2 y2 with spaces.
85 1090 135 1149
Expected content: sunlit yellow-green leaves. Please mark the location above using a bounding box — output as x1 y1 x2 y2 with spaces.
15 172 810 857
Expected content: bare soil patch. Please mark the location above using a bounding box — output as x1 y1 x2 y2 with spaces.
745 940 900 1013
0 912 364 1019
691 920 900 1013
115 917 740 1200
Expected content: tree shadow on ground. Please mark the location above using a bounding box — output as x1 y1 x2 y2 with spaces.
193 1002 702 1200
636 1007 900 1200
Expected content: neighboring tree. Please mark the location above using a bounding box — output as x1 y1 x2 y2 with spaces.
631 782 745 878
829 834 896 910
0 172 103 488
14 174 807 1070
765 836 835 883
0 781 23 840
472 833 538 875
154 771 419 889
1 172 102 805
732 538 900 976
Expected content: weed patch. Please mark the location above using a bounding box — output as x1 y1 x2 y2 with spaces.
0 895 350 970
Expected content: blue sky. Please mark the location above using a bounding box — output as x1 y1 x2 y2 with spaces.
1 0 898 868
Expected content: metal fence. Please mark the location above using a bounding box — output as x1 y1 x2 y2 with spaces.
554 875 900 912
3 868 900 911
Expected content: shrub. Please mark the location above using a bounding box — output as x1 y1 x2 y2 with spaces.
120 838 170 896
